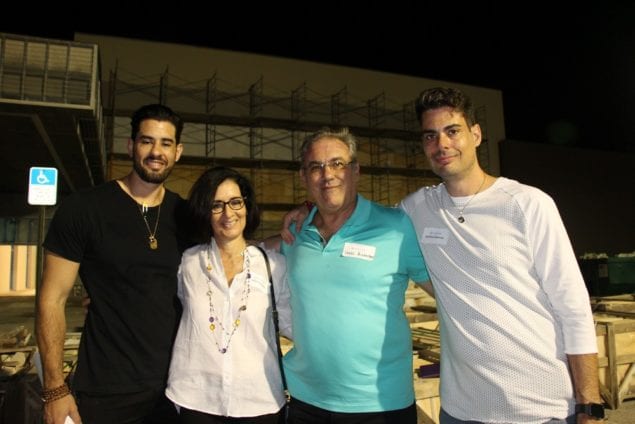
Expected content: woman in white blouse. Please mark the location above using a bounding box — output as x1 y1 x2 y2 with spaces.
166 166 291 424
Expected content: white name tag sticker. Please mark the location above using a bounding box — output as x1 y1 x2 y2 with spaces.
421 227 449 245
342 242 376 261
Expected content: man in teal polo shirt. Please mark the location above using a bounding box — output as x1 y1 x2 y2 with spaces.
280 127 430 424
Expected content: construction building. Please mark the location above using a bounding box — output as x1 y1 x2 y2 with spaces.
0 32 505 295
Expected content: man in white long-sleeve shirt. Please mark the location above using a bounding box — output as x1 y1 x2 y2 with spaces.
399 87 603 424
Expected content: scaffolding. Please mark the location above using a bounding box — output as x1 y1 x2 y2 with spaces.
103 67 491 238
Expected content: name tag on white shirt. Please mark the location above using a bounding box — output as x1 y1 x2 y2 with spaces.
421 227 449 245
342 242 376 261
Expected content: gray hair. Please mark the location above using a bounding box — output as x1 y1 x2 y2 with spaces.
300 127 358 164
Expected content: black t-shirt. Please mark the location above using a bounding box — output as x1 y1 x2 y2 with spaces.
44 181 187 393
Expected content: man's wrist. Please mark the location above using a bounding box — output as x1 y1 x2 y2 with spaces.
41 382 72 404
574 403 605 420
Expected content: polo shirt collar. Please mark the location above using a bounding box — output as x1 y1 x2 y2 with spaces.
302 194 370 236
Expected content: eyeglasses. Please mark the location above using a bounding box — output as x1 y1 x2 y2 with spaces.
211 197 246 214
303 159 356 175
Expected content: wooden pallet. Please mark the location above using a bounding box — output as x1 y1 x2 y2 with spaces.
592 295 635 319
595 316 635 409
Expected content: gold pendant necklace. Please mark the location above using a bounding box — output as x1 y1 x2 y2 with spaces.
140 203 161 249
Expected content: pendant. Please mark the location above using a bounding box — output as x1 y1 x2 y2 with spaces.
149 237 158 250
458 216 465 223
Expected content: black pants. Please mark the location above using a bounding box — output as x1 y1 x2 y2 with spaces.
76 388 178 424
287 398 416 424
439 408 576 424
179 406 283 424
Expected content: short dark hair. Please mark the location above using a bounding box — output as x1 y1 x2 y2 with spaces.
130 104 184 143
186 166 260 243
415 87 476 126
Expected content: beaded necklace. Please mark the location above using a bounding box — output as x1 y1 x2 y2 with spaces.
205 243 251 354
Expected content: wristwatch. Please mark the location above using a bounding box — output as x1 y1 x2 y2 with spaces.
575 403 605 419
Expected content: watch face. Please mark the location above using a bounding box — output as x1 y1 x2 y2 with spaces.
576 403 605 419
588 404 605 419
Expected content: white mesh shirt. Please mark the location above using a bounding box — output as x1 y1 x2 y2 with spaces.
400 177 596 423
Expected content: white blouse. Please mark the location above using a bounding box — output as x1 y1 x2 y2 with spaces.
166 241 291 417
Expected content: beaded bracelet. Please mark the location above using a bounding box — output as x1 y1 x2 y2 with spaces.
41 383 72 404
303 200 314 211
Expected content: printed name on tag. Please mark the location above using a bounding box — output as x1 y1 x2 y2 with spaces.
421 227 449 245
342 242 376 261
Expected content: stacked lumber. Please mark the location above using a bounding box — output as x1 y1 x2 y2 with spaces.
0 326 35 378
405 283 437 323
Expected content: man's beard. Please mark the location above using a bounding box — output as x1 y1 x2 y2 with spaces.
133 156 173 184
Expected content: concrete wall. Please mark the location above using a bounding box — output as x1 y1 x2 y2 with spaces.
0 244 37 295
499 140 635 256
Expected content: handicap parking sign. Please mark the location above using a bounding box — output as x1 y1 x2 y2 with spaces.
28 167 58 205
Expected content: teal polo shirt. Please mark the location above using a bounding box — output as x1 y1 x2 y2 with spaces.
280 194 429 412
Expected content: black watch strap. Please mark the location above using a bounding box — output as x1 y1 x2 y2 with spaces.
575 403 605 419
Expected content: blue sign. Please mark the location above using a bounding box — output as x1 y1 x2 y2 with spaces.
28 167 58 205
30 168 57 186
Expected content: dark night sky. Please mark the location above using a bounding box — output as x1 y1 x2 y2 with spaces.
6 2 635 153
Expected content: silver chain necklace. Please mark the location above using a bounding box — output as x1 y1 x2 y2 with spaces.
205 243 251 354
456 174 487 224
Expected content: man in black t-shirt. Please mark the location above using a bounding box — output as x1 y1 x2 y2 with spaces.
37 104 186 424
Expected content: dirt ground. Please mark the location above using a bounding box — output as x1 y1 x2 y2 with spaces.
1 296 634 423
